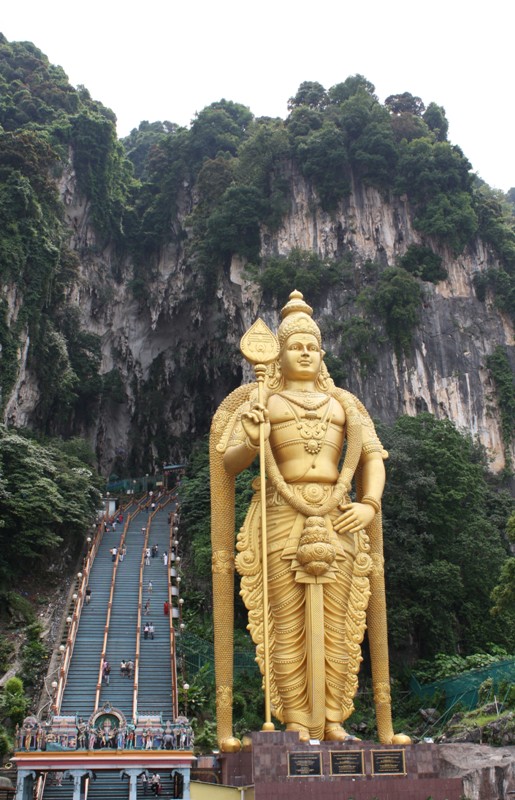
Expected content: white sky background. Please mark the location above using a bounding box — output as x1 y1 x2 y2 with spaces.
2 0 514 191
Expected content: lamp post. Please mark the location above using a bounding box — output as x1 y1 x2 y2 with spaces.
51 680 59 713
183 683 190 717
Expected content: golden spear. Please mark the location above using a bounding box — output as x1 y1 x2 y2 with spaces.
240 319 279 732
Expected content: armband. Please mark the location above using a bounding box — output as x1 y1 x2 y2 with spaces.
361 494 381 513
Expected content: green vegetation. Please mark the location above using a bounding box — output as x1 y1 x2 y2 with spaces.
414 649 513 684
0 676 28 727
0 426 102 590
472 186 515 322
0 428 101 751
486 346 515 465
18 622 48 688
379 414 514 659
0 38 128 423
361 266 422 356
397 243 447 283
68 110 135 236
247 248 345 304
118 73 515 292
322 315 381 380
491 513 515 617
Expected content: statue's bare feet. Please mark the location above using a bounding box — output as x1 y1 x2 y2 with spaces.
286 723 310 742
324 725 360 742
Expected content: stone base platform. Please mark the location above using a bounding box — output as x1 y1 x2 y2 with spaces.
220 731 464 800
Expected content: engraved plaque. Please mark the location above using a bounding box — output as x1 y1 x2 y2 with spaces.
371 749 406 775
330 750 365 775
288 751 322 777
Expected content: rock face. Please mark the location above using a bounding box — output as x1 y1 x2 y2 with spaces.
438 744 515 800
3 166 514 475
264 172 514 474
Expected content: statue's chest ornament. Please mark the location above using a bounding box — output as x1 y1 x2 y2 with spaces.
279 393 331 455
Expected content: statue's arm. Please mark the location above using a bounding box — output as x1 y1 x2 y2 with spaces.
222 402 270 476
359 450 386 503
333 406 386 534
334 453 385 534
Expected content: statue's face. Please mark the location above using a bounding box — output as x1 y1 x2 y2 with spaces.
280 333 322 382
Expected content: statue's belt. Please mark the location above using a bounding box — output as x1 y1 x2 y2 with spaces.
259 480 351 509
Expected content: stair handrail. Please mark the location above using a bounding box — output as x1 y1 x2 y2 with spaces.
132 501 160 720
53 515 106 714
168 506 179 719
132 515 149 721
93 511 135 711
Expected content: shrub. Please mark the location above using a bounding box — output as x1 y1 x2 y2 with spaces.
363 266 422 355
0 676 28 725
249 248 343 304
398 244 447 283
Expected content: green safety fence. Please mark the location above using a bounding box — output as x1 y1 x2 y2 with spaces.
410 658 515 711
176 632 258 678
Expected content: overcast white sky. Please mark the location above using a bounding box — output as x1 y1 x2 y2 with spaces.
2 0 514 191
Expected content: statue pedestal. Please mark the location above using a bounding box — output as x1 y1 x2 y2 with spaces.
220 731 464 799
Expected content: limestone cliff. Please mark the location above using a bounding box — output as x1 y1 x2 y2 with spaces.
2 161 514 476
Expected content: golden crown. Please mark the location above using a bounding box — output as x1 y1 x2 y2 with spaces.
278 290 321 348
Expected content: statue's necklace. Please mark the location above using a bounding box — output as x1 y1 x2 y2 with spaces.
279 390 330 411
281 394 332 455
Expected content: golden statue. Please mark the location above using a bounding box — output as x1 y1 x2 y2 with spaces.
210 291 409 751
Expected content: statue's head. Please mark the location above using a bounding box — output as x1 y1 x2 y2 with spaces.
267 290 332 391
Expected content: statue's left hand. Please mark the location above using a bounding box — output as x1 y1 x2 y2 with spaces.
334 503 375 534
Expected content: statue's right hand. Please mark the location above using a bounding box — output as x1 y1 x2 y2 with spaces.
241 403 270 447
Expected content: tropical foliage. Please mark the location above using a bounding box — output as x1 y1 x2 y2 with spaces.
0 426 102 590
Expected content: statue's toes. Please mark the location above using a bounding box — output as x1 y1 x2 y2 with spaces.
324 726 358 742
